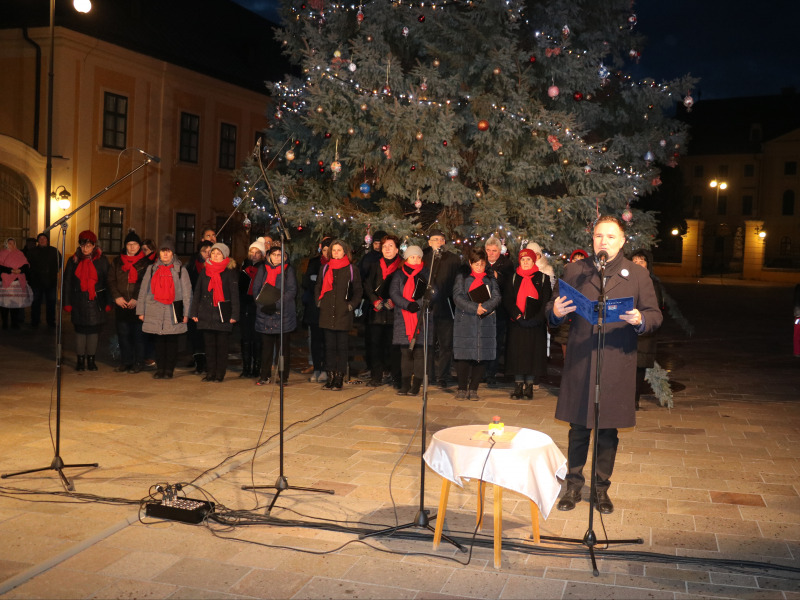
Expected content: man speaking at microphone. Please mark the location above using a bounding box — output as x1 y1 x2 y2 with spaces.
546 215 662 514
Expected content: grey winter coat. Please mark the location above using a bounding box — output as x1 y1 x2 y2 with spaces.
136 257 192 335
452 269 501 361
253 263 298 334
389 264 434 346
189 261 240 332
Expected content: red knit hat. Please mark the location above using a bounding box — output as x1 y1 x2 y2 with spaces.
518 248 537 262
78 230 97 244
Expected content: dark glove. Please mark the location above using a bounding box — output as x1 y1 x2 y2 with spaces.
423 287 434 303
405 301 420 313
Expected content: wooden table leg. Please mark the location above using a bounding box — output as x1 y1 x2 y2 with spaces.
432 478 451 551
493 484 503 569
477 480 486 529
529 500 540 543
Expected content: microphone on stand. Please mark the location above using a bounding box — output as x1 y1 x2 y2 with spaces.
136 148 161 163
596 250 609 269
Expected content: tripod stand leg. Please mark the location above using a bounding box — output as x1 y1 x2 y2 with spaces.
242 475 335 514
2 456 99 492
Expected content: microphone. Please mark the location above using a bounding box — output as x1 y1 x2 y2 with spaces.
596 250 609 267
136 148 161 163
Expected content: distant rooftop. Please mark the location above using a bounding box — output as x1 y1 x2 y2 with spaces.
2 0 292 94
679 88 800 155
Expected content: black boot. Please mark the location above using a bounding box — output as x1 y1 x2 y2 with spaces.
76 355 85 371
87 355 98 371
332 372 344 390
409 377 421 396
239 343 252 378
323 371 335 389
510 382 524 399
524 383 534 399
193 354 206 374
397 377 411 396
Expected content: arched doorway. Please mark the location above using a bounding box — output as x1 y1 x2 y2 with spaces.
0 165 31 246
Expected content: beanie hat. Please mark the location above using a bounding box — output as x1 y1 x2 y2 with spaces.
403 245 423 259
249 239 266 255
124 229 142 246
373 230 388 243
159 235 176 253
527 242 543 256
570 249 589 262
428 229 446 240
320 236 333 249
78 230 97 244
211 242 230 259
518 248 537 262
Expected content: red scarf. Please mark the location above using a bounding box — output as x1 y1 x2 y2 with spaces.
401 262 424 342
515 265 539 314
195 259 205 275
379 256 401 287
120 252 144 284
205 258 230 306
468 270 487 292
265 262 283 287
318 256 350 300
74 255 98 301
244 265 259 295
152 263 175 305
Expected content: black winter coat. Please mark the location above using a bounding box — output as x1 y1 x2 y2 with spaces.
452 269 501 361
423 247 460 320
502 270 552 377
314 261 363 331
301 255 323 326
390 265 434 346
364 256 403 326
253 263 298 334
190 263 240 332
63 249 111 333
546 253 663 429
109 253 150 323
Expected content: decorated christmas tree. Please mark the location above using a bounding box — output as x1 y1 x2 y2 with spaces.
235 0 695 261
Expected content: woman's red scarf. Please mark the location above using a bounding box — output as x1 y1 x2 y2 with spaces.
379 256 401 288
318 256 350 300
514 264 540 314
401 262 424 342
265 261 283 287
120 252 144 284
468 270 487 292
152 263 175 305
194 259 205 275
74 254 98 300
205 258 230 306
244 264 259 295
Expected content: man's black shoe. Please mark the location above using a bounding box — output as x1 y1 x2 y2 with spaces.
557 488 582 511
592 489 614 514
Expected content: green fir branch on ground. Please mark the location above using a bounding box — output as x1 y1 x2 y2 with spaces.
645 361 673 409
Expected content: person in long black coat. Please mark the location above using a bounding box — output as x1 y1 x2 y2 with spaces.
485 236 515 386
502 248 551 400
301 237 332 383
314 239 363 390
390 245 434 396
62 230 111 371
363 234 403 388
631 249 665 409
452 247 501 400
238 239 266 378
190 243 239 382
423 229 460 388
546 216 662 514
186 240 213 374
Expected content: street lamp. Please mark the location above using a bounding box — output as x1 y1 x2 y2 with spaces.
51 185 71 210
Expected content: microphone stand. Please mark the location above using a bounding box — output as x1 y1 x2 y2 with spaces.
362 249 465 551
2 157 157 490
242 144 333 513
540 255 642 575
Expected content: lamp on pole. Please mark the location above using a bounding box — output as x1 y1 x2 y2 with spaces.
44 0 91 228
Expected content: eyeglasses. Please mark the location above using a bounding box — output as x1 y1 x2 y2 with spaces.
79 240 95 247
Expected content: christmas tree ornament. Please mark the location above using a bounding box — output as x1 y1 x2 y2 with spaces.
420 77 428 91
279 194 288 205
433 58 440 67
477 120 489 131
548 85 560 98
659 139 667 147
415 131 424 140
447 166 459 179
573 92 583 101
402 26 409 37
233 196 242 207
683 94 694 111
529 55 536 63
622 206 633 222
644 150 654 163
360 103 368 111
382 144 391 159
382 85 391 95
360 182 371 194
562 24 570 37
493 67 502 75
418 14 425 22
364 233 372 245
628 13 637 27
366 35 373 42
348 127 355 135
333 49 341 58
584 165 592 174
274 110 283 120
410 165 416 171
316 105 324 113
324 132 331 138
356 6 364 23
501 242 507 254
442 140 448 146
348 62 357 72
547 134 562 151
598 64 609 79
414 189 422 210
243 216 251 230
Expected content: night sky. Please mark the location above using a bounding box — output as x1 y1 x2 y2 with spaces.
230 0 799 100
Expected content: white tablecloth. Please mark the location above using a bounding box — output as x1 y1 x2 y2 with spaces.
423 425 567 519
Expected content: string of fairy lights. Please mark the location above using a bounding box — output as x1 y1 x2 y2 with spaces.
237 0 684 250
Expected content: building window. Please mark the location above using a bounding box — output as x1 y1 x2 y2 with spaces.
98 207 124 254
179 112 200 163
786 161 798 176
780 236 791 256
102 92 128 149
219 123 237 170
717 195 727 216
744 164 754 177
718 165 728 176
783 190 795 216
741 195 753 216
691 195 702 217
693 165 704 178
176 213 196 255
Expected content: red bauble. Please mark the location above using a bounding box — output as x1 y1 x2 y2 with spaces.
477 120 489 131
573 92 583 101
324 132 331 138
442 140 448 146
529 56 536 63
547 85 560 98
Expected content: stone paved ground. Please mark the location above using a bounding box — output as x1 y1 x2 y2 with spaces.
0 279 798 599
